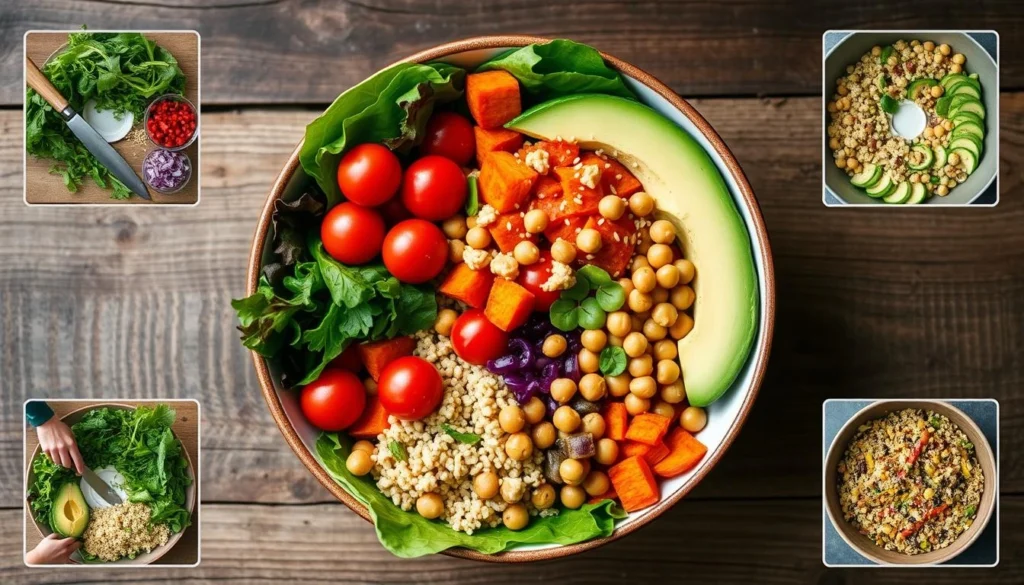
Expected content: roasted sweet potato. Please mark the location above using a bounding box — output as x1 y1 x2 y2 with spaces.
517 140 580 168
588 487 619 505
609 455 660 512
603 402 629 441
474 127 524 168
489 211 536 253
553 166 604 218
357 336 416 381
479 151 538 213
466 70 521 129
621 440 670 466
625 413 673 446
484 278 536 331
439 263 495 308
580 152 643 198
347 396 390 438
653 428 708 478
543 215 590 246
582 215 637 277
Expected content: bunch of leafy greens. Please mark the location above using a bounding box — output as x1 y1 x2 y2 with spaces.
317 433 624 557
27 405 193 536
25 32 185 199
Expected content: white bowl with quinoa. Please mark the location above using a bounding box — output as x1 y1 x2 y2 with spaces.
824 400 996 565
824 32 998 205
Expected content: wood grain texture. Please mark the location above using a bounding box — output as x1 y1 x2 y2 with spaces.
22 399 199 565
1 0 1021 105
23 31 200 204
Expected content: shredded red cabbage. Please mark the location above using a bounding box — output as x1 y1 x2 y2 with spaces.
487 314 581 404
142 149 191 192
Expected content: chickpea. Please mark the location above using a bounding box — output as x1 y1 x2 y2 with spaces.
829 137 841 150
346 449 373 476
628 192 655 216
670 285 695 311
649 220 676 244
466 215 478 229
466 226 491 249
524 209 549 234
939 43 950 55
553 405 582 433
846 157 859 170
434 308 458 336
559 458 586 486
669 312 694 339
871 45 881 56
674 259 695 284
910 173 920 184
551 238 577 264
523 396 546 425
531 484 556 510
542 334 568 358
629 376 658 399
505 432 534 461
598 195 627 220
561 485 587 509
948 152 961 166
550 378 577 403
441 215 468 240
950 63 962 74
921 173 931 184
608 334 624 348
630 314 646 333
579 373 608 401
582 412 606 439
656 359 681 385
583 470 611 497
937 185 949 196
642 319 667 341
416 493 445 519
625 393 651 415
581 329 608 353
606 311 632 337
532 421 557 450
592 439 618 467
631 266 657 293
930 85 944 98
835 157 847 169
933 52 944 64
652 302 679 328
934 125 945 138
474 471 500 499
923 41 935 52
655 264 681 289
606 373 631 398
499 405 527 433
651 400 676 419
449 239 466 263
363 377 378 395
653 340 678 362
660 379 686 404
681 406 708 433
838 85 849 97
352 440 375 454
576 228 603 254
627 354 653 377
827 101 837 114
578 348 600 373
623 332 648 357
513 240 540 265
502 503 529 530
627 289 654 313
647 244 674 269
618 277 635 299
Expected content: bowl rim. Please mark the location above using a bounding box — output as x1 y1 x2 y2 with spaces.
246 34 777 562
822 399 997 565
24 402 198 565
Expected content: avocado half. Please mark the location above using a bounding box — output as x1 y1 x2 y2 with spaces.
50 482 89 538
506 94 759 406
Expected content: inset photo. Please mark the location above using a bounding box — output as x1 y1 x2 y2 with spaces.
823 31 998 206
24 30 200 205
822 399 999 567
23 399 200 567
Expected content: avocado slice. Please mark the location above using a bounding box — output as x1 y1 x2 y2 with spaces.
50 482 89 538
506 94 758 407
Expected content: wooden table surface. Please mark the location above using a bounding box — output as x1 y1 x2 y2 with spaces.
24 32 200 205
1 1 1022 583
23 400 199 566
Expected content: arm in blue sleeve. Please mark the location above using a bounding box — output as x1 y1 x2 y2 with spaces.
25 401 54 427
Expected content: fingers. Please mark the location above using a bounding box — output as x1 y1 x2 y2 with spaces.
55 447 71 470
68 444 85 475
61 537 82 553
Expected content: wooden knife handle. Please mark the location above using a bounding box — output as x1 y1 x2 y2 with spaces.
25 55 68 113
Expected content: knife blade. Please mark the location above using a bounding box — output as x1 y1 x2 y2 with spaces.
82 468 123 506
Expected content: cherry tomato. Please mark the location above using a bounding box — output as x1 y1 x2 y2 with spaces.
377 356 443 420
300 369 367 431
337 143 402 206
382 219 448 283
451 309 509 366
517 251 562 311
321 202 385 265
421 112 476 166
400 155 467 221
378 195 412 226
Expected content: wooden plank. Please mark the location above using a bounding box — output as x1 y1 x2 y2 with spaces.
1 95 1022 511
2 498 1019 582
2 1 1022 104
22 400 199 565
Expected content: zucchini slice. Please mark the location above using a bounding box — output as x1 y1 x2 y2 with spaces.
932 144 947 169
850 163 882 188
953 111 985 128
949 135 982 158
907 182 927 204
884 182 912 204
952 121 984 143
952 148 978 175
907 144 934 171
866 173 895 198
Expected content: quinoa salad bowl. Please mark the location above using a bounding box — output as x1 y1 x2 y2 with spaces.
823 32 998 205
239 36 775 561
25 403 197 565
824 400 996 565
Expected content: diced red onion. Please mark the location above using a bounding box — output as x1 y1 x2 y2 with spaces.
143 149 191 192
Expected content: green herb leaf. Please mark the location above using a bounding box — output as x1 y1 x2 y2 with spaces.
465 174 480 216
595 282 625 312
599 346 627 376
880 95 899 115
388 440 408 462
879 45 895 65
578 298 607 330
440 424 480 445
549 298 580 331
961 440 974 451
562 278 590 301
935 95 953 118
577 265 612 290
964 504 977 517
928 416 943 430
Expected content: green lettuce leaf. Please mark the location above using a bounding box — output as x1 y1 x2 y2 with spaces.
316 433 625 558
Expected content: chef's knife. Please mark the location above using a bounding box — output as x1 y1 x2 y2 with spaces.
25 55 151 200
82 468 123 506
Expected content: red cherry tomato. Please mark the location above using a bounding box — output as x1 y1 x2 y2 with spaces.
377 356 443 420
421 112 476 166
517 251 562 311
451 309 509 366
321 202 385 265
300 369 367 431
378 195 412 226
400 155 467 221
337 143 402 206
382 219 448 283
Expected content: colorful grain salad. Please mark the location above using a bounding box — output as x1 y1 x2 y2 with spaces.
827 39 986 204
233 39 759 557
837 409 984 554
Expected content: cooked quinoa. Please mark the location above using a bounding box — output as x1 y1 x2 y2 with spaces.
371 329 548 534
826 39 972 195
837 408 983 554
82 502 170 562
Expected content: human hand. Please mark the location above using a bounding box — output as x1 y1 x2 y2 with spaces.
26 534 81 565
36 418 84 475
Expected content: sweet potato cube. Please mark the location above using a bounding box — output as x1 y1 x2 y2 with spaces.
479 151 538 213
625 413 673 446
484 278 535 332
580 152 643 198
474 127 524 168
582 215 636 277
653 428 708 478
439 263 495 308
588 487 619 505
553 166 603 218
357 336 416 381
517 140 580 169
603 402 629 441
466 70 521 129
543 215 590 246
489 211 536 253
609 455 660 512
347 396 390 438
